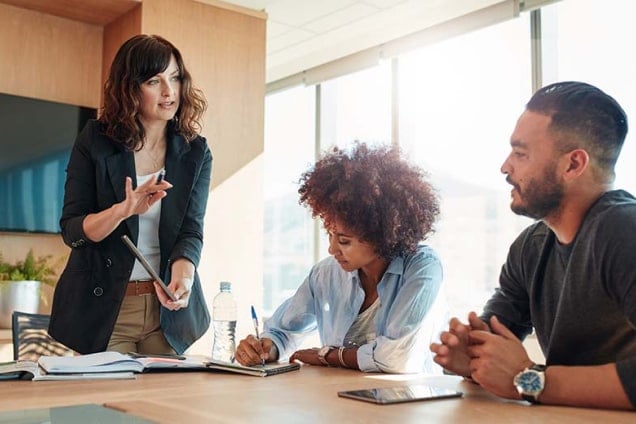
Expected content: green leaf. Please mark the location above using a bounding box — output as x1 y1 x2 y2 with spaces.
0 249 61 286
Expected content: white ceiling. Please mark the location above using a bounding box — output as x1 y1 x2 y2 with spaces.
215 0 509 83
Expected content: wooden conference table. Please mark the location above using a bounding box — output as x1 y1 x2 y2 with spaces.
0 365 633 423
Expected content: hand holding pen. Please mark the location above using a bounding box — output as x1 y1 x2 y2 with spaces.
251 305 266 367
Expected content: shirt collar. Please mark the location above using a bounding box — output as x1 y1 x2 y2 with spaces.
351 254 405 284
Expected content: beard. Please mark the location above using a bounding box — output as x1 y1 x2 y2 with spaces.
508 162 564 220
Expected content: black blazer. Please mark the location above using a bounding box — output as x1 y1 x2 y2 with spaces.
49 120 212 354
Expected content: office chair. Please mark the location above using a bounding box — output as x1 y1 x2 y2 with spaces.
11 311 75 361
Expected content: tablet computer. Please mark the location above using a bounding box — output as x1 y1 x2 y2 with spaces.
337 384 463 404
121 235 178 301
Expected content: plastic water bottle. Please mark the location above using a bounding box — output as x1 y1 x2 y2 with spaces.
211 281 237 363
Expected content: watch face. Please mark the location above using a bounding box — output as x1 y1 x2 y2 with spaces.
516 370 543 395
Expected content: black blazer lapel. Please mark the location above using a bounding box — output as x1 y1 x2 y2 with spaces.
160 133 195 255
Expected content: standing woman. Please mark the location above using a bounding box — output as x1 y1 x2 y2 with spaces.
49 34 211 355
237 143 448 374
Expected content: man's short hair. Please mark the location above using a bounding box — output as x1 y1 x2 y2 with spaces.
526 81 628 181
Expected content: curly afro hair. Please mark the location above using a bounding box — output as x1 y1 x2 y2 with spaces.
298 142 440 260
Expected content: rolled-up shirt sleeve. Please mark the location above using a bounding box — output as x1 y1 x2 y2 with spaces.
262 272 319 360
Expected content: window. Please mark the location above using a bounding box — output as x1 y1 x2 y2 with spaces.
319 62 392 149
398 15 533 316
541 0 636 193
315 63 394 256
263 85 316 315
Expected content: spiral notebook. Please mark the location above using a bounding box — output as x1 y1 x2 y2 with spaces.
204 360 301 377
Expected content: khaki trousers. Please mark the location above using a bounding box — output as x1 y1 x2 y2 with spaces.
107 293 175 355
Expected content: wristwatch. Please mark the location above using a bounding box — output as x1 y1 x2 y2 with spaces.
514 364 546 403
317 345 335 366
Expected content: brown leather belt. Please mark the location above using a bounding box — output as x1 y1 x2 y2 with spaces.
126 280 156 296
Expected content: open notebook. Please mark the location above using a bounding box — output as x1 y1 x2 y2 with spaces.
38 352 203 374
205 359 301 377
11 352 301 378
0 359 135 381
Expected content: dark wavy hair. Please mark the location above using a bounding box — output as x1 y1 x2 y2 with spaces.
298 142 440 260
100 34 207 149
526 81 628 183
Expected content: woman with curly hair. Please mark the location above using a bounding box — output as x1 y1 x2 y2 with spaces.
237 143 447 373
49 34 211 355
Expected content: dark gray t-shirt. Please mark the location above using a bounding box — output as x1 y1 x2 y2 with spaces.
482 190 636 406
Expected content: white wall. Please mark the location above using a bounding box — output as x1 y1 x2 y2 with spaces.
188 154 264 356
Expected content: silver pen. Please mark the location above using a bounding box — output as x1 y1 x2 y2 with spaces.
251 305 265 367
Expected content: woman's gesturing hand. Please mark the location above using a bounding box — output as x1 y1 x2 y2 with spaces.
114 175 173 220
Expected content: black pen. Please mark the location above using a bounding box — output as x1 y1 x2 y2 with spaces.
251 305 265 367
149 170 165 196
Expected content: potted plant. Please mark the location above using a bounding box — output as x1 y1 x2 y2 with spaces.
0 250 60 329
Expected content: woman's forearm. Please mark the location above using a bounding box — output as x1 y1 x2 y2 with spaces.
82 203 127 242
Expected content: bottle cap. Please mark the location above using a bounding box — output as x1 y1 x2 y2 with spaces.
220 281 231 291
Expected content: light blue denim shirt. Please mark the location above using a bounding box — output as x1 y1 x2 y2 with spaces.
262 245 448 374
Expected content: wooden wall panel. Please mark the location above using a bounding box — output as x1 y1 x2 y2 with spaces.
140 0 266 189
102 4 142 94
0 3 102 107
0 0 141 25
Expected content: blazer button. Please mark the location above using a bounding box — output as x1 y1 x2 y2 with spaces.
93 287 104 296
105 258 112 268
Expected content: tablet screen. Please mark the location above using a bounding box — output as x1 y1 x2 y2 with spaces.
338 384 463 404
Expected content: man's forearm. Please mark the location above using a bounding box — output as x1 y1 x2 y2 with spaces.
540 363 632 410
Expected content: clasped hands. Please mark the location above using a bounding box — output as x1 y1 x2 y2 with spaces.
430 311 533 399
